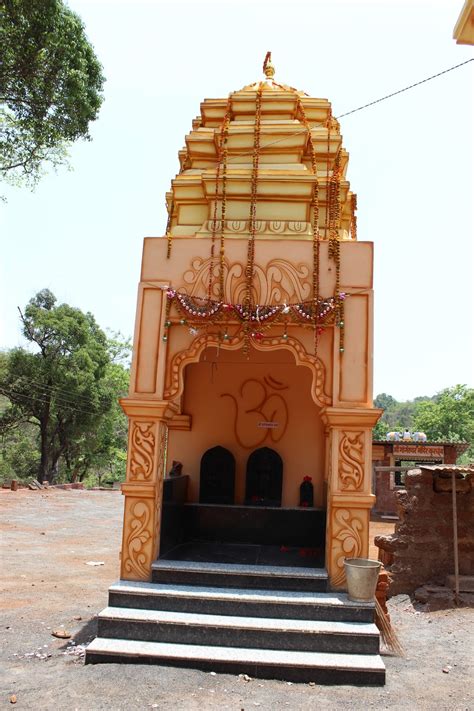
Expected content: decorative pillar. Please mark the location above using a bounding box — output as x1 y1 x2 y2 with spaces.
119 398 178 581
321 407 382 589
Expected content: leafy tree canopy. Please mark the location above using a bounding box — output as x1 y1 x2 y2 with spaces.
0 0 104 186
373 385 474 461
413 385 474 446
0 290 129 483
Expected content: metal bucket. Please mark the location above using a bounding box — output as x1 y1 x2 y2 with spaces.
344 557 381 602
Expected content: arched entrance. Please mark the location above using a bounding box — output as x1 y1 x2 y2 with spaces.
157 343 327 568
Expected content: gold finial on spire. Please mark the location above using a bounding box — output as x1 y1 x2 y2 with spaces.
263 51 275 79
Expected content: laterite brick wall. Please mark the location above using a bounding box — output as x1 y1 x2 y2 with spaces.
375 467 473 596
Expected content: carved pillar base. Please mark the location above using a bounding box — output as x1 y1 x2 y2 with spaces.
119 399 177 581
321 407 382 589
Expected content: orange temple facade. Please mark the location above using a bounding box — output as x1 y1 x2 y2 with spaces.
119 57 382 589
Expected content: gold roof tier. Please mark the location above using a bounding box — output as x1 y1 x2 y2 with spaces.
165 56 355 242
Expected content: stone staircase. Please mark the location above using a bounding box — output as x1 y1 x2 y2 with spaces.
85 561 385 685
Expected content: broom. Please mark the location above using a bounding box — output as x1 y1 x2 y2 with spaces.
375 598 404 656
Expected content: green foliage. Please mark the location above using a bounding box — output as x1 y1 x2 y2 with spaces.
0 0 104 186
0 290 129 484
373 386 474 462
413 385 474 460
0 409 39 480
372 418 389 440
373 391 432 435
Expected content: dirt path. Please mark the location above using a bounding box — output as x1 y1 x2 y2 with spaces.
0 489 472 710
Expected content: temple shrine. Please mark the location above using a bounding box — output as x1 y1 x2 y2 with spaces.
86 56 386 684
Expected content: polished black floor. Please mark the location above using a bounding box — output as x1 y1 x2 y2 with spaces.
161 540 325 568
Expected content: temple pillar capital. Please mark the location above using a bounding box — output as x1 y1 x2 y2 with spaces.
321 407 383 429
119 397 179 421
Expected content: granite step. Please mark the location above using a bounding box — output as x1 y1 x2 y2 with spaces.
85 638 386 685
98 606 380 654
151 559 328 592
109 581 375 623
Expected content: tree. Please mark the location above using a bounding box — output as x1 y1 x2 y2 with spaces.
0 289 116 482
0 0 104 186
61 336 130 483
374 393 397 412
413 385 474 455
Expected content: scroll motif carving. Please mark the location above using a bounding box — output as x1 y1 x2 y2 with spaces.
163 332 331 408
338 431 364 490
221 376 289 449
129 422 155 480
182 256 311 305
331 508 364 586
122 500 153 579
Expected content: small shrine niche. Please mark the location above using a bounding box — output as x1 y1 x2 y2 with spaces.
199 446 235 505
245 447 283 507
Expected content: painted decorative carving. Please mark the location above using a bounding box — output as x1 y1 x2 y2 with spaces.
163 332 331 407
122 500 153 579
338 431 364 490
205 219 311 236
182 256 311 304
222 376 289 449
129 422 155 480
331 508 364 586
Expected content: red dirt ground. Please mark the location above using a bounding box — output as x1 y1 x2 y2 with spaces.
0 489 472 710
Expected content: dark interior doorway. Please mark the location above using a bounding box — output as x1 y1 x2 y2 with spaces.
245 447 283 507
199 446 235 505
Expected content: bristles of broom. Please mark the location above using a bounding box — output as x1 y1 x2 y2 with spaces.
375 597 404 656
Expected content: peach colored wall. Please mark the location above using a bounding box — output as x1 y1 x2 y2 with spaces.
131 237 374 410
167 347 325 507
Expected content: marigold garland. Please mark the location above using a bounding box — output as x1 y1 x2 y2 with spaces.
165 56 349 356
351 193 358 241
244 82 264 353
166 150 190 259
327 147 344 352
297 97 321 353
208 98 233 301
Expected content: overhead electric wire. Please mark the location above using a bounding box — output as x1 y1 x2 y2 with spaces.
16 378 104 408
221 58 474 164
0 385 102 418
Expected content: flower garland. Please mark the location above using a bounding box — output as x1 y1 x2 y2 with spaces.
327 140 344 353
208 98 233 302
351 193 358 241
296 97 321 353
243 82 264 353
164 55 349 357
163 288 347 339
166 150 191 259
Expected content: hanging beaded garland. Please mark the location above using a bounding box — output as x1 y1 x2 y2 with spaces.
296 97 321 353
165 54 349 356
327 146 344 352
208 98 233 302
166 149 191 259
165 288 346 325
351 193 358 241
243 82 264 353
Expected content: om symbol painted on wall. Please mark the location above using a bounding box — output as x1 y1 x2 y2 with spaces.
221 376 289 449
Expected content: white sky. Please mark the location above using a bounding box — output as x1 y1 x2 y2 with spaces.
1 0 473 401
